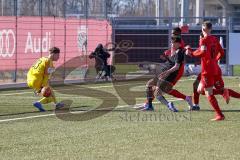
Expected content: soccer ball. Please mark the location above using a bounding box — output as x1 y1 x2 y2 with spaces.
41 87 52 97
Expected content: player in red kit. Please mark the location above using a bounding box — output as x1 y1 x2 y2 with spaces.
191 33 240 111
190 21 225 121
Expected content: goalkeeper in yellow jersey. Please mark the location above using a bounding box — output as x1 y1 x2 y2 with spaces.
27 47 63 112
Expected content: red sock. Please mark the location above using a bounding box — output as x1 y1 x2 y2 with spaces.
193 89 200 104
207 95 224 117
168 89 186 100
229 89 240 98
213 89 223 95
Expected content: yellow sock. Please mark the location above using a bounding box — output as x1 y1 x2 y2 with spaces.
51 90 57 104
39 96 56 104
39 87 57 104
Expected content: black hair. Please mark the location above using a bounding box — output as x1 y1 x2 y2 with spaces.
202 21 212 30
171 36 181 43
95 44 104 52
49 47 60 54
172 27 182 35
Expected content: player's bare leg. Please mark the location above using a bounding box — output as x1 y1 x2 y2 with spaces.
140 86 155 111
155 82 178 112
138 78 157 111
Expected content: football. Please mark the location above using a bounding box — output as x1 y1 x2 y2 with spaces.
41 87 52 97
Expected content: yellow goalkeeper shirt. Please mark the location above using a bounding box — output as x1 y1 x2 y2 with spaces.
27 57 54 90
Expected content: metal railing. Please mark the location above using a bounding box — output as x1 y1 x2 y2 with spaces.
0 16 239 86
111 17 234 75
112 16 230 28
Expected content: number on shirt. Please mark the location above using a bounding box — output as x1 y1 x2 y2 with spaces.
32 60 42 69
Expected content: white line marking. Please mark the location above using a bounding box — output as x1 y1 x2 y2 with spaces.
179 78 195 81
0 79 194 96
0 83 142 96
0 99 182 123
0 78 193 122
0 114 55 122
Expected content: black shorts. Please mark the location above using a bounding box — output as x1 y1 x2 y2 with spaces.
164 70 179 84
157 71 179 93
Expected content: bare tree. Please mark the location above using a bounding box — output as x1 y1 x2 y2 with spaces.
89 0 103 15
106 0 121 15
66 0 84 14
0 0 155 17
42 0 64 17
19 0 39 16
107 0 154 17
0 0 15 16
17 0 65 17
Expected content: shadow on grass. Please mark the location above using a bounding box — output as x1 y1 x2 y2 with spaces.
193 109 240 112
0 106 188 117
2 107 239 119
0 105 91 117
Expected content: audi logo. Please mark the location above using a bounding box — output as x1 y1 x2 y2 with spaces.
0 29 16 58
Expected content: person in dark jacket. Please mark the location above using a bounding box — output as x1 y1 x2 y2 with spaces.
89 44 115 80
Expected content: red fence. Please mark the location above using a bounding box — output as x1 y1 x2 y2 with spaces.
0 16 112 72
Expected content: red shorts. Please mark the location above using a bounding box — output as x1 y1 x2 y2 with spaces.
214 74 224 89
201 74 215 88
198 74 224 92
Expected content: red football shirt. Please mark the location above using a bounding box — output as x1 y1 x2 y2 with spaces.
180 39 185 48
192 35 224 76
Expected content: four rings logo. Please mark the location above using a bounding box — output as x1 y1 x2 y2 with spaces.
0 29 16 58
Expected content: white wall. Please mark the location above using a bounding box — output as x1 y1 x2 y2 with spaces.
229 33 240 65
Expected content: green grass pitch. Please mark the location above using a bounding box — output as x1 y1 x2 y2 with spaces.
0 76 240 160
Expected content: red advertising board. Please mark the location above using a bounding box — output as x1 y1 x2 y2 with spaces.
0 16 112 71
